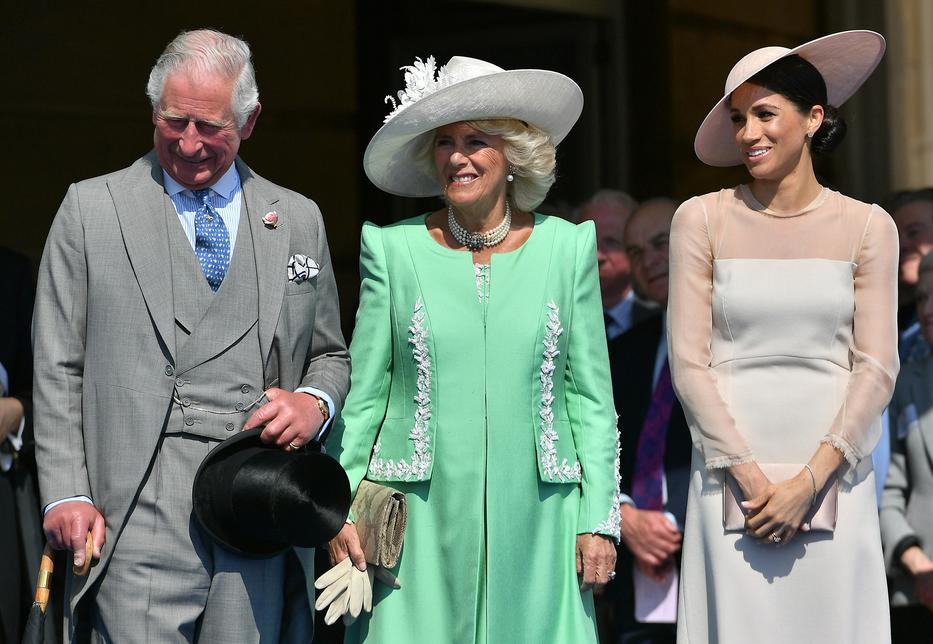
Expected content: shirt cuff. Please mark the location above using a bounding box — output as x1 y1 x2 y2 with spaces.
295 386 336 441
44 496 94 515
619 494 636 507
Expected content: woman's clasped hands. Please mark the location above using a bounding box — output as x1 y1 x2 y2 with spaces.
741 469 814 546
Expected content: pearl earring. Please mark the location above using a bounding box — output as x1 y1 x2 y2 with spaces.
807 131 814 139
506 165 515 183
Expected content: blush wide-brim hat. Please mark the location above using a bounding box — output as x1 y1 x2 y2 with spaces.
363 55 584 197
694 30 885 167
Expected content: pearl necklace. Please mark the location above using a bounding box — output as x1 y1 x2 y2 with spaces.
447 200 512 252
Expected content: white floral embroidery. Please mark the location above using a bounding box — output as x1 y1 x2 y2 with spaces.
538 301 582 482
383 56 453 122
474 263 490 302
367 298 433 480
593 415 622 542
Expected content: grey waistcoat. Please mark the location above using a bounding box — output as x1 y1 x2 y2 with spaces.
165 204 265 440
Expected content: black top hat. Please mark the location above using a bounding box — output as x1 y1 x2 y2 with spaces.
192 428 351 558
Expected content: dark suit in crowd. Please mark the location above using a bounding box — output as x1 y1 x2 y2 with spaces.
0 248 46 644
607 315 692 644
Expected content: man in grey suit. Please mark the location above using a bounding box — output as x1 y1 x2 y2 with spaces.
33 29 349 642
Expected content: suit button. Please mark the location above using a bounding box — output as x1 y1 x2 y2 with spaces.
240 384 252 394
235 402 245 411
175 377 185 387
181 397 191 407
165 365 175 376
184 417 195 426
225 423 235 432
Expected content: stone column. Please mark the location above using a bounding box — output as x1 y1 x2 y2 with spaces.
885 0 933 190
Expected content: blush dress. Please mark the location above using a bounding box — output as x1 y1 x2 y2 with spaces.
667 186 898 644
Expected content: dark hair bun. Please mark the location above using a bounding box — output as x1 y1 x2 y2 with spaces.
811 104 846 155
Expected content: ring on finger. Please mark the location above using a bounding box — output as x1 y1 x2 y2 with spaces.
285 441 301 452
769 532 782 544
607 571 616 581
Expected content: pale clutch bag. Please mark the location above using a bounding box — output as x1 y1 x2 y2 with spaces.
351 480 408 568
723 463 838 532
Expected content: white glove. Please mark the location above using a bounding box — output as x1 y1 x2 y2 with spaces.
314 558 401 626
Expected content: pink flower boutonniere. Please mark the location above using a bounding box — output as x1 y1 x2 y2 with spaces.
262 211 279 229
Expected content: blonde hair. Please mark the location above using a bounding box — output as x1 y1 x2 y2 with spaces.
416 118 557 212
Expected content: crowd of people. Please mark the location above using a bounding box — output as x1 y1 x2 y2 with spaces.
2 24 933 644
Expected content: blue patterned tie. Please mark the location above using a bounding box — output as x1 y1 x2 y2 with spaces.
193 189 230 292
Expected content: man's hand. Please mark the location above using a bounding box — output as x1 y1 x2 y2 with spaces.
620 504 682 579
901 546 933 610
242 388 325 450
43 501 106 568
0 397 25 442
576 533 617 592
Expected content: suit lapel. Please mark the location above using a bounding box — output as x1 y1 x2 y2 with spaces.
238 159 288 366
109 152 176 362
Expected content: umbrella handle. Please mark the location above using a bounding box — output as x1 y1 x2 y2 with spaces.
72 532 94 577
35 544 54 614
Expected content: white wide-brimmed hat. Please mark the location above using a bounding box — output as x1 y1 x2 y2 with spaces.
363 55 584 197
694 30 885 167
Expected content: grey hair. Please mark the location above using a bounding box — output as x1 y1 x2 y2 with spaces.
416 118 557 212
576 189 638 223
146 29 259 129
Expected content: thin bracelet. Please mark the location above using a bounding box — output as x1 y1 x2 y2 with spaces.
802 464 818 507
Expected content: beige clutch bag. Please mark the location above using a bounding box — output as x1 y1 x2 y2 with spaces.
723 463 838 532
350 480 408 568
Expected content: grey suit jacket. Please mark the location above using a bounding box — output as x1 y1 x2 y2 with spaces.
880 354 933 605
32 151 350 611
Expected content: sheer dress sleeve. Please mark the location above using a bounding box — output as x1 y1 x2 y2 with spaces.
820 206 900 466
667 196 754 469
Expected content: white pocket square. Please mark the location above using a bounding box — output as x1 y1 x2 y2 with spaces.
287 254 320 283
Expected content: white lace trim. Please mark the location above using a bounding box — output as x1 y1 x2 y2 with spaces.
593 414 622 542
367 298 433 481
821 434 860 468
705 451 755 470
538 301 582 482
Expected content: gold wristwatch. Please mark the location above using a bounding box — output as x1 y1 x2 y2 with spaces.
313 395 330 421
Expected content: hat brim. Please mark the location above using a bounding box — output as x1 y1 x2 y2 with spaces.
363 69 583 197
694 30 885 167
192 429 350 558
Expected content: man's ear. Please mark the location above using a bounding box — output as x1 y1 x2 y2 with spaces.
240 103 262 140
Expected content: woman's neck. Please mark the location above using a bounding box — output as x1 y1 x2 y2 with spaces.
749 163 822 214
449 193 508 232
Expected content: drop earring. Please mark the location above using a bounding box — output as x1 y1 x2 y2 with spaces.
506 165 515 183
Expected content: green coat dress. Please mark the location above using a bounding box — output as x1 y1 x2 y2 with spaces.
328 213 619 643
